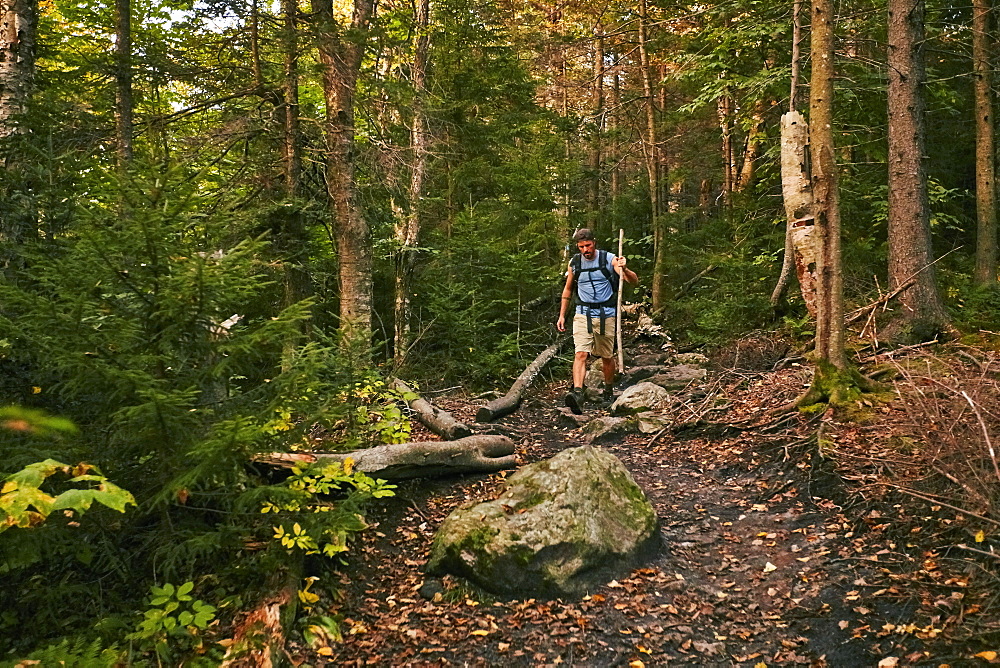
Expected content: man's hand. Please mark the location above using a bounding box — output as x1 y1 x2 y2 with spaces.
613 255 627 270
556 315 566 332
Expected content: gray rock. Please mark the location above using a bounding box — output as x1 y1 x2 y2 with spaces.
630 353 671 367
674 352 709 367
611 381 671 415
555 408 590 429
646 364 707 389
621 365 664 386
582 415 633 443
635 411 671 434
425 446 660 598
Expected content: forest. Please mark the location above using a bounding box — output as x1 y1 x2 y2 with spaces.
3 0 1000 663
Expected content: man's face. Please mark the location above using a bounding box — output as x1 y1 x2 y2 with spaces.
576 239 596 260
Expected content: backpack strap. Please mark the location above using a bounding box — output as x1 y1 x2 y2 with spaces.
570 250 620 336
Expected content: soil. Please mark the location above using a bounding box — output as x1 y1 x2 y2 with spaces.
291 339 1000 667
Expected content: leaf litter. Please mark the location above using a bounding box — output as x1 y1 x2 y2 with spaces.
292 340 1000 667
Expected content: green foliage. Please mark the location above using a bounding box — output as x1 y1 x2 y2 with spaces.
0 458 135 533
0 638 124 668
949 282 1000 333
126 582 219 666
263 461 395 559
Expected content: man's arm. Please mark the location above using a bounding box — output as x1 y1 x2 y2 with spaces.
556 267 574 332
613 255 639 285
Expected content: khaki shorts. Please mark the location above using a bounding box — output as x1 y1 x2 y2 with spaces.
572 313 616 358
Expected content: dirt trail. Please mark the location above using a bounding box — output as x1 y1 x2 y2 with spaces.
313 358 990 667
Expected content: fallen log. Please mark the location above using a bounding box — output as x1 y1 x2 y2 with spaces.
476 339 567 423
392 378 473 440
257 435 517 480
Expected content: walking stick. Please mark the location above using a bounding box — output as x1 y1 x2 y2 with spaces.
616 228 625 374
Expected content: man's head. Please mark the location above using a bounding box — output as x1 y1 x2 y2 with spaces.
573 228 597 260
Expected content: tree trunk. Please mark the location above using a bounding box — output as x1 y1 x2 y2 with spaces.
735 98 767 193
281 0 301 195
772 0 805 309
637 0 665 312
886 0 949 337
113 0 133 165
0 0 37 274
477 339 566 422
394 0 429 367
718 90 734 209
314 0 376 357
0 0 34 138
258 435 517 480
587 27 604 229
973 0 997 286
274 0 311 370
774 111 818 316
809 0 845 369
610 71 621 201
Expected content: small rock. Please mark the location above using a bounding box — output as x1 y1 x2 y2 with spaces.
611 382 671 416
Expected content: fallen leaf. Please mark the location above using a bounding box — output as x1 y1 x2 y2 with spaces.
877 658 899 667
763 562 777 573
975 651 998 661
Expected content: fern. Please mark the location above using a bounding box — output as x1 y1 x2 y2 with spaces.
2 638 123 668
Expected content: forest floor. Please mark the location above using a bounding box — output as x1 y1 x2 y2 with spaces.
299 336 1000 667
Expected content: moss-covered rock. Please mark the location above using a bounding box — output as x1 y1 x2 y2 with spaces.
426 446 660 598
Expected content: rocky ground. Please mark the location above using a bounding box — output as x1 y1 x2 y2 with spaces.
291 337 1000 667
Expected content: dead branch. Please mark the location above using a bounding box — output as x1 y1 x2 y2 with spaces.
392 378 473 440
477 339 567 422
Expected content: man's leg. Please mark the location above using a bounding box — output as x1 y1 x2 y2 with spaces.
573 351 590 389
565 315 591 414
601 356 617 401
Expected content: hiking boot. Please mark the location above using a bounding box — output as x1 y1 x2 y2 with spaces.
602 386 615 404
564 388 584 415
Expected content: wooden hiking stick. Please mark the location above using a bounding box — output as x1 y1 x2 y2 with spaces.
616 228 625 373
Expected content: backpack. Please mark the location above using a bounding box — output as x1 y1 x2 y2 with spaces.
570 249 620 310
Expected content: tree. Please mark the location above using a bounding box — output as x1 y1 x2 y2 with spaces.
0 0 35 138
637 0 666 311
972 0 996 286
885 0 948 339
798 0 865 406
0 0 37 273
113 0 133 165
809 0 845 369
314 0 376 356
394 0 430 367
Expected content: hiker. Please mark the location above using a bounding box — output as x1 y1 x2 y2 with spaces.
556 228 638 414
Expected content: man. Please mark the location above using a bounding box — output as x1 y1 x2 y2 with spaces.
556 228 638 414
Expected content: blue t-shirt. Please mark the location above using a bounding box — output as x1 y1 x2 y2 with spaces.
572 250 618 317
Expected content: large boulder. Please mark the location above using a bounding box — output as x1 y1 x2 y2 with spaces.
610 381 671 415
426 446 659 598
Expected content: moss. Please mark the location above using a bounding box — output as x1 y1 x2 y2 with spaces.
514 487 551 510
797 359 879 415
